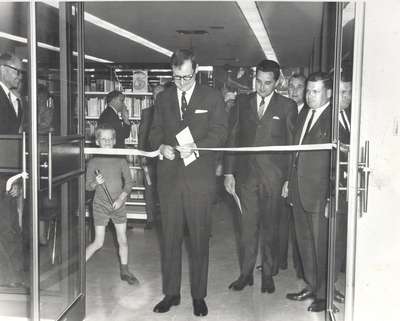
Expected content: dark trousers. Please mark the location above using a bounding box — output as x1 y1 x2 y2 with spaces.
159 188 211 299
291 172 328 300
0 191 24 285
143 163 158 222
278 199 304 278
237 178 281 278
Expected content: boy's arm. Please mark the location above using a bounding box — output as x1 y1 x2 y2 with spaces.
119 159 134 200
85 159 97 191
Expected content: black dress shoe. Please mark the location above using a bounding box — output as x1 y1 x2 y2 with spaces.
286 288 314 301
334 289 345 303
307 299 339 312
307 299 326 312
193 298 208 317
153 295 181 313
256 265 262 272
261 275 275 293
228 274 254 291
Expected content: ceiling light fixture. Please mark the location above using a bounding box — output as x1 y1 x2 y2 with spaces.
84 12 173 57
236 0 278 62
0 31 113 63
43 0 172 58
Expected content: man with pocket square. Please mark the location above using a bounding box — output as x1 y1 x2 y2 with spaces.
224 59 297 294
149 49 227 317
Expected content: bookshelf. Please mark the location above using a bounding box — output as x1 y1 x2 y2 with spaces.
85 70 154 221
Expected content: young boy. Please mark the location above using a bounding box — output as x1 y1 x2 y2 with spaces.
86 124 138 285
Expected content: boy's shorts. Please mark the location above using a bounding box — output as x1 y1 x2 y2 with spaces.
92 202 127 226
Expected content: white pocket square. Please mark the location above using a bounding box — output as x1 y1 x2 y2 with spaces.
272 116 280 120
195 109 208 114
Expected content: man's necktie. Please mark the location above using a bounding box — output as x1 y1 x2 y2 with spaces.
340 110 350 132
303 109 316 141
181 91 188 120
258 97 265 119
295 109 316 166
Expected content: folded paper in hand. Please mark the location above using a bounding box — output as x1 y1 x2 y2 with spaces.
176 126 197 166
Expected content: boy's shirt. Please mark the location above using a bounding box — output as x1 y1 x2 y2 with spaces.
86 156 133 204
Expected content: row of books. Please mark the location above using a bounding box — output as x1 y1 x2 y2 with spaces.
85 96 152 118
84 121 139 144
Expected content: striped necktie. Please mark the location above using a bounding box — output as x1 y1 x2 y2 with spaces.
258 97 265 119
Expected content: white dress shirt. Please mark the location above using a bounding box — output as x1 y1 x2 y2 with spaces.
299 101 330 144
256 91 274 118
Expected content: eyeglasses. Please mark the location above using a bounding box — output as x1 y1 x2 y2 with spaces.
172 73 194 82
2 64 24 76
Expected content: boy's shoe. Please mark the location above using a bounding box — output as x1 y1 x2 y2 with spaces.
120 271 139 285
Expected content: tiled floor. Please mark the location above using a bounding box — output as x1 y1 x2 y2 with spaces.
85 199 346 321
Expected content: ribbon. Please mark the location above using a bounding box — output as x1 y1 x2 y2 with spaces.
84 142 335 158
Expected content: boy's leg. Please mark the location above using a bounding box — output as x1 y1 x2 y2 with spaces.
114 223 128 264
114 222 139 285
86 225 106 261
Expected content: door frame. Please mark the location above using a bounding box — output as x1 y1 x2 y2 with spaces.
343 2 366 321
27 2 86 320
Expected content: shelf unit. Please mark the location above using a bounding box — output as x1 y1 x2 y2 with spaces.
84 70 153 221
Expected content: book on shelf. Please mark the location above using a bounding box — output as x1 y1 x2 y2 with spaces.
86 97 106 117
132 70 148 93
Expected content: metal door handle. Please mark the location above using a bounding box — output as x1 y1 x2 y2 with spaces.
22 131 27 199
358 140 371 215
48 131 52 200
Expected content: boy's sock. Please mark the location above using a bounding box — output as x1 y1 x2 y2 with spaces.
120 264 139 285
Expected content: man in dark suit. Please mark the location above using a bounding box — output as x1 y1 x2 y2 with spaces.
150 49 227 317
0 53 25 287
276 73 307 278
285 72 333 312
98 90 131 148
224 59 297 294
138 84 164 229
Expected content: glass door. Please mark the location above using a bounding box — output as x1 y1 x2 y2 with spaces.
0 2 85 320
34 2 86 321
326 2 356 321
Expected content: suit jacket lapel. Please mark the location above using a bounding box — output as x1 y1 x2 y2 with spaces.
260 92 277 121
170 87 181 121
186 83 201 118
0 85 18 120
248 93 259 122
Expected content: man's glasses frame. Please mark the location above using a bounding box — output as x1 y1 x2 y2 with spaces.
172 73 195 82
1 64 25 76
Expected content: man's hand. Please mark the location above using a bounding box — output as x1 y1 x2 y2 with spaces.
7 183 20 198
159 144 176 160
95 173 105 185
224 174 236 195
176 142 196 159
113 197 124 210
281 181 289 198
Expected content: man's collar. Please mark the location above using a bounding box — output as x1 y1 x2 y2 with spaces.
177 81 196 95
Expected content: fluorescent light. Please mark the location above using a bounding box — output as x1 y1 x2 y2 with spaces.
84 12 173 57
198 66 213 72
42 0 173 58
0 31 113 63
236 1 278 62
